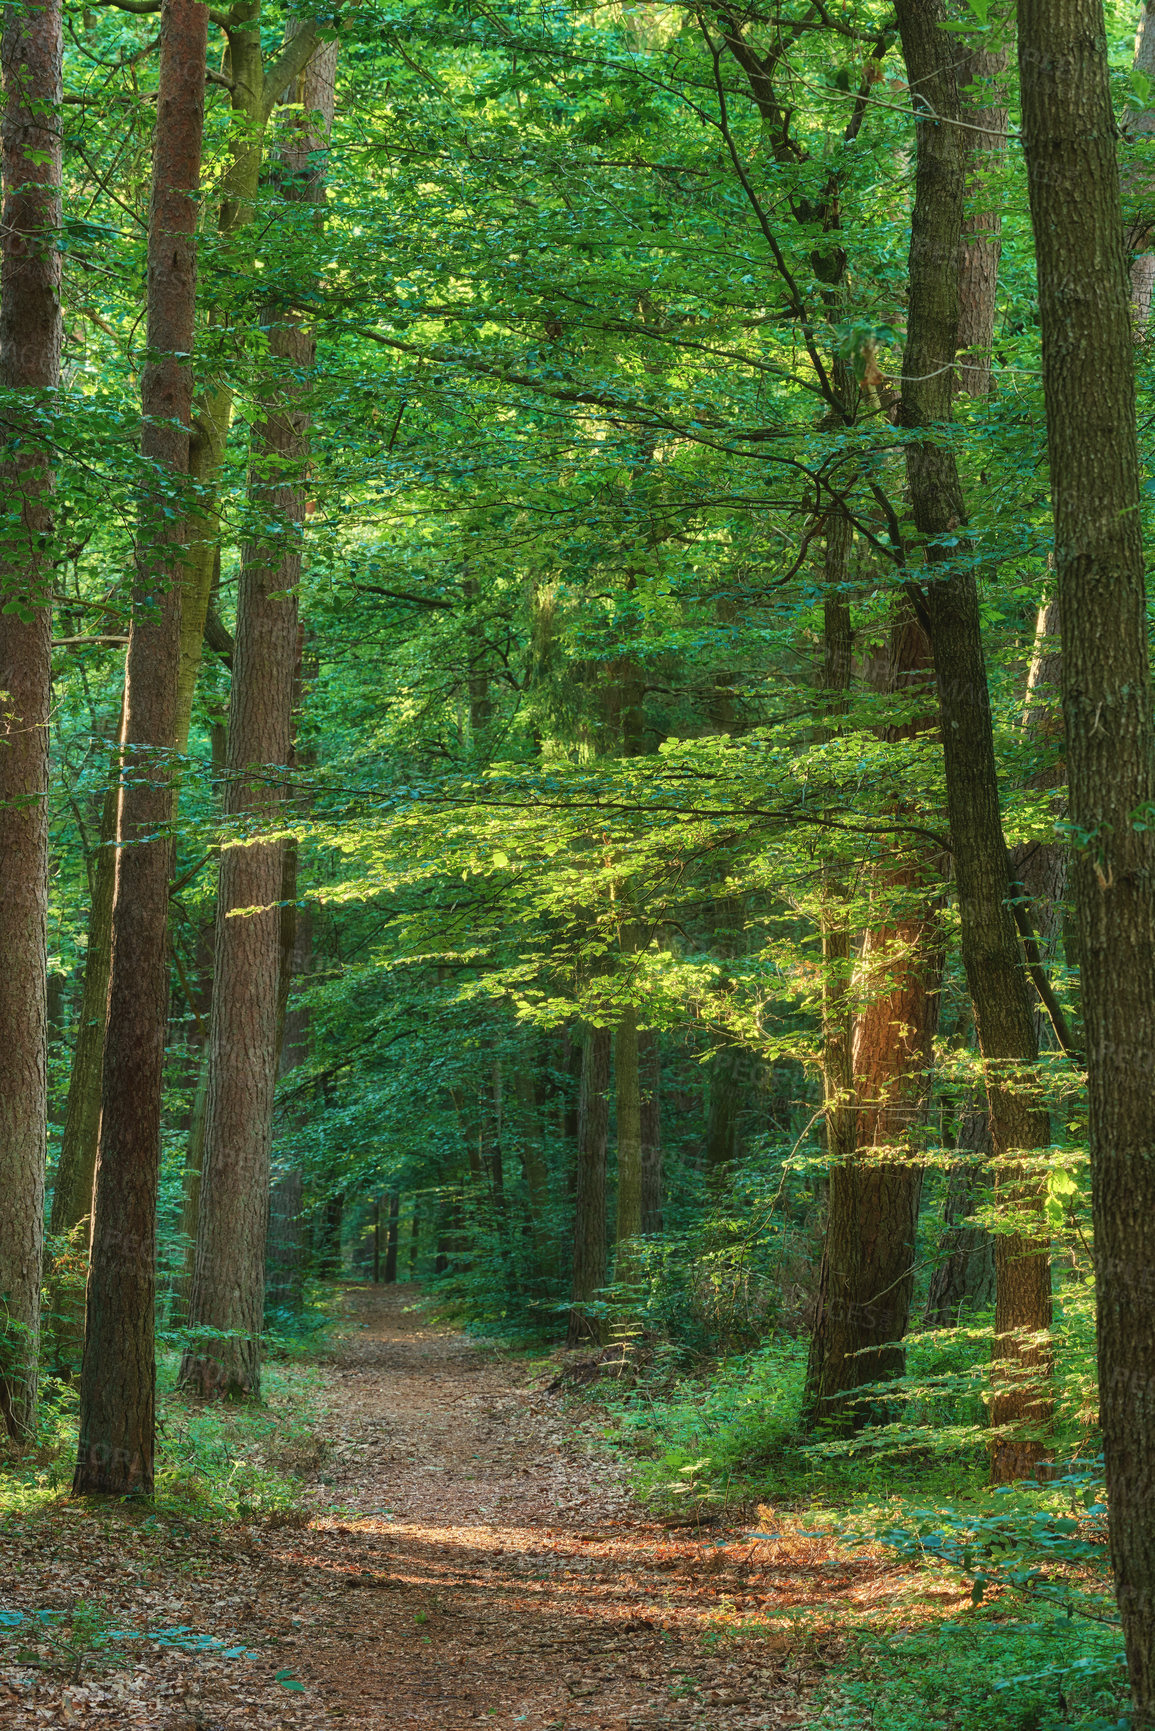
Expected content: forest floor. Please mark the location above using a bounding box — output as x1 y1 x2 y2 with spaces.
0 1285 949 1729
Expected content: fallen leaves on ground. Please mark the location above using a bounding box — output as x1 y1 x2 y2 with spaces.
0 1287 966 1727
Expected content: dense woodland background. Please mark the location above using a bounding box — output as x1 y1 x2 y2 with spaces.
4 0 1155 1724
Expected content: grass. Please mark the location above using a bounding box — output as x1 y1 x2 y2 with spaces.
1 1326 334 1527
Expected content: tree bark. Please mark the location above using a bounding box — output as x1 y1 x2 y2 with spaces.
804 612 943 1430
175 9 321 746
180 37 333 1399
956 27 1008 397
895 0 1052 1482
0 0 62 1438
568 1025 610 1345
1018 2 1155 1715
74 0 207 1497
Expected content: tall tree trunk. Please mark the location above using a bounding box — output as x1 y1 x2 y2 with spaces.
0 0 62 1438
568 1025 610 1345
53 20 322 1259
804 612 943 1430
804 552 857 1423
175 8 320 742
924 1102 996 1324
956 28 1008 397
74 0 207 1497
895 0 1052 1483
180 37 333 1399
639 1027 662 1234
513 1056 551 1268
1018 3 1155 1716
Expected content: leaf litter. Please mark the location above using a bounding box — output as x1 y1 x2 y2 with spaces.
0 1286 952 1727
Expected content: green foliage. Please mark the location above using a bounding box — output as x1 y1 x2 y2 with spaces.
814 1614 1127 1731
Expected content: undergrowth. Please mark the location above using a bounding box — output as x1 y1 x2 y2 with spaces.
584 1309 1125 1731
0 1295 338 1526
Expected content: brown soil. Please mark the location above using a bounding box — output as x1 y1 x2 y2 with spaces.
1 1286 914 1729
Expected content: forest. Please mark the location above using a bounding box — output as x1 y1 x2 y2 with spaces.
1 0 1154 1725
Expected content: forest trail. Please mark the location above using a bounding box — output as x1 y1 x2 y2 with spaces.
0 1288 910 1729
285 1284 823 1729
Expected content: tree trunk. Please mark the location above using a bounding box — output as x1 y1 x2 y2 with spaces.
924 1103 996 1324
315 1193 343 1279
956 29 1007 397
56 18 325 1269
74 0 207 1497
266 845 312 1318
408 1199 421 1276
513 1057 551 1268
1012 597 1068 933
639 1027 662 1234
180 38 333 1399
614 1008 642 1248
1018 2 1155 1715
0 0 62 1438
175 11 321 745
704 1048 743 1179
266 1169 306 1313
804 610 943 1430
383 1193 399 1284
568 1025 610 1345
895 0 1053 1483
1127 3 1155 330
51 772 116 1238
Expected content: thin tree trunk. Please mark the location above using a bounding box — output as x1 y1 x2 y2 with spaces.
895 0 1053 1483
568 1025 610 1346
266 843 312 1317
614 1008 642 1249
0 0 62 1438
639 1027 662 1234
383 1193 399 1284
316 1193 343 1279
1128 2 1155 330
1010 597 1068 997
1018 3 1155 1715
51 772 116 1237
924 1103 996 1324
74 0 207 1497
513 1058 551 1267
408 1199 420 1276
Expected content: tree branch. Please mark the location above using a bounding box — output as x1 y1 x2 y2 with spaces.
261 21 321 124
1008 877 1083 1062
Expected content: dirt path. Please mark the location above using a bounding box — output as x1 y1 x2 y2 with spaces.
2 1287 891 1729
